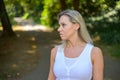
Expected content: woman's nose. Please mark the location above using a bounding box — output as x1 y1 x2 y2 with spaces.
57 26 62 32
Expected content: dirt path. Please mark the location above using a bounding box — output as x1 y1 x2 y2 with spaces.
104 53 120 80
19 30 59 80
20 45 51 80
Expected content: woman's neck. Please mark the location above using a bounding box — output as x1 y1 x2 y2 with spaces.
66 39 86 48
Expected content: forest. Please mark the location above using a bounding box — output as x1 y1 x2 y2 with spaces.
0 0 120 44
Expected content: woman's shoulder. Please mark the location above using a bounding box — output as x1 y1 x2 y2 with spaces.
92 46 102 55
87 43 102 55
51 47 57 58
91 46 103 62
51 44 64 58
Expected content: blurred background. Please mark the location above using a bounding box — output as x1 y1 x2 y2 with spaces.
0 0 120 80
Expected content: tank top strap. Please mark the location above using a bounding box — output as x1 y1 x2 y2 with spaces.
83 43 94 63
55 45 64 60
85 43 94 55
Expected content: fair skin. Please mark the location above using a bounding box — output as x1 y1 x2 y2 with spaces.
48 15 104 80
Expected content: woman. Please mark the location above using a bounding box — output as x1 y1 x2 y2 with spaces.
48 9 104 80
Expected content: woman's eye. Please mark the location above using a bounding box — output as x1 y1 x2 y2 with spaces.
62 24 66 27
59 23 66 28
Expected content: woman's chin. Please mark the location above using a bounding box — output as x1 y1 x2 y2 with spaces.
60 36 67 40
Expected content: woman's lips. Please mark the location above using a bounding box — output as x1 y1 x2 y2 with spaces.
60 34 63 37
59 32 64 38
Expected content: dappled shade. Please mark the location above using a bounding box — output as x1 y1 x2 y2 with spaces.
0 0 120 80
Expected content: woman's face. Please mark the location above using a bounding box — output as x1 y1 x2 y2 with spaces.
58 15 78 40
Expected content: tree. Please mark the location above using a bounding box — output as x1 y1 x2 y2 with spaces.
73 0 80 11
0 0 16 37
60 0 67 11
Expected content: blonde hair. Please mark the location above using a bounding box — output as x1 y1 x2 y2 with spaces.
58 9 93 44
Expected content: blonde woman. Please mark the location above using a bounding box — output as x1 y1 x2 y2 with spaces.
48 9 104 80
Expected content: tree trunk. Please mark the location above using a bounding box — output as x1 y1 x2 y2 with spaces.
73 0 80 11
0 0 16 37
59 0 67 11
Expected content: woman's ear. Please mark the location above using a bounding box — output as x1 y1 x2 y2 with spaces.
74 23 80 30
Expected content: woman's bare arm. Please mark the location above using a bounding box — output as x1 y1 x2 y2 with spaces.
92 47 104 80
48 47 57 80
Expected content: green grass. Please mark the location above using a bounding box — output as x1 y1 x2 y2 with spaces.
95 41 120 59
108 45 120 58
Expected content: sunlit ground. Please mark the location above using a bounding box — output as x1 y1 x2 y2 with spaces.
0 24 53 32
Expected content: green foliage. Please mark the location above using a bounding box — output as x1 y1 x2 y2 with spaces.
40 0 52 26
110 45 120 58
40 0 60 27
87 2 120 44
101 30 120 44
22 13 29 19
0 73 6 80
3 0 120 44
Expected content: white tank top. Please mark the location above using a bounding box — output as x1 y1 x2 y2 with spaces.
53 43 93 80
